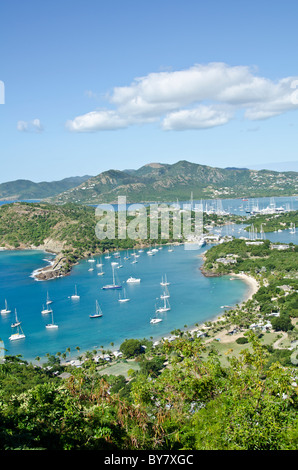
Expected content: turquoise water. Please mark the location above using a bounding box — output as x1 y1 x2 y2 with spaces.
0 194 297 362
0 245 249 362
1 195 297 215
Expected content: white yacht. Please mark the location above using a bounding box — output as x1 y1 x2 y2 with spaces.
150 317 162 324
160 286 170 299
71 285 80 299
46 310 58 329
102 265 122 290
156 297 171 313
126 276 141 283
11 308 21 328
41 304 52 314
9 309 25 340
46 291 53 305
118 288 130 303
1 299 11 314
160 275 170 286
97 264 105 276
89 300 103 318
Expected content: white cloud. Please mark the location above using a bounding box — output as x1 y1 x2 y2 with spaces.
17 118 44 133
162 105 233 130
65 110 129 132
66 63 298 132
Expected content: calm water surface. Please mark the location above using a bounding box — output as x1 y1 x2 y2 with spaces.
0 246 250 361
0 195 297 362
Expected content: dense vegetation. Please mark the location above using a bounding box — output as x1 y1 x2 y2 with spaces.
0 175 91 200
203 238 298 280
0 202 183 276
47 160 298 204
0 204 297 450
0 331 297 450
0 201 243 278
244 210 298 233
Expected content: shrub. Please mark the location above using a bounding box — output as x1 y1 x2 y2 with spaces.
236 337 249 344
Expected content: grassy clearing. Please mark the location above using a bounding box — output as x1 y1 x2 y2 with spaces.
97 359 141 378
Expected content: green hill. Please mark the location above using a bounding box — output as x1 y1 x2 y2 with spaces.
0 175 92 201
46 160 298 204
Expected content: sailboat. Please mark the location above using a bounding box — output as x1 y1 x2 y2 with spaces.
150 305 163 323
9 309 25 340
116 253 123 268
46 310 58 329
89 300 103 318
1 299 11 314
96 258 103 267
118 288 130 303
132 249 140 258
156 297 171 313
160 274 170 286
160 285 170 299
71 285 80 299
46 291 53 305
102 265 122 290
104 250 111 259
11 308 21 327
97 264 105 276
41 303 52 314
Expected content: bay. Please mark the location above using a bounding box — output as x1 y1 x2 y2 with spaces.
0 245 249 362
0 194 297 363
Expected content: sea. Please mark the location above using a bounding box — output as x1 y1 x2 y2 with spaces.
0 195 297 362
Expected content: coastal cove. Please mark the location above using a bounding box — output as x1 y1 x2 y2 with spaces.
0 244 252 362
0 195 297 362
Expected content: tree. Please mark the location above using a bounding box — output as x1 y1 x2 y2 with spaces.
271 313 294 332
119 339 143 358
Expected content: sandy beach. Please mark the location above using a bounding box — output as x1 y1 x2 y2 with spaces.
229 273 260 301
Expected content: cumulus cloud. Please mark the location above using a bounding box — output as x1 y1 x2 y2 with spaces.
66 63 298 132
162 105 233 130
17 118 44 133
65 110 130 132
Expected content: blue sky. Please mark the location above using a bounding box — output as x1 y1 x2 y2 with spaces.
0 0 298 183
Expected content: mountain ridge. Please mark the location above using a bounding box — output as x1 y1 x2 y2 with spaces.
45 160 298 204
0 175 92 201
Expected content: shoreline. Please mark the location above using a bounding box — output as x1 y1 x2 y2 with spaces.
0 244 261 364
228 272 259 302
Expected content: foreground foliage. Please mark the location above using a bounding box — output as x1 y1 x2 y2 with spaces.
0 333 297 450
